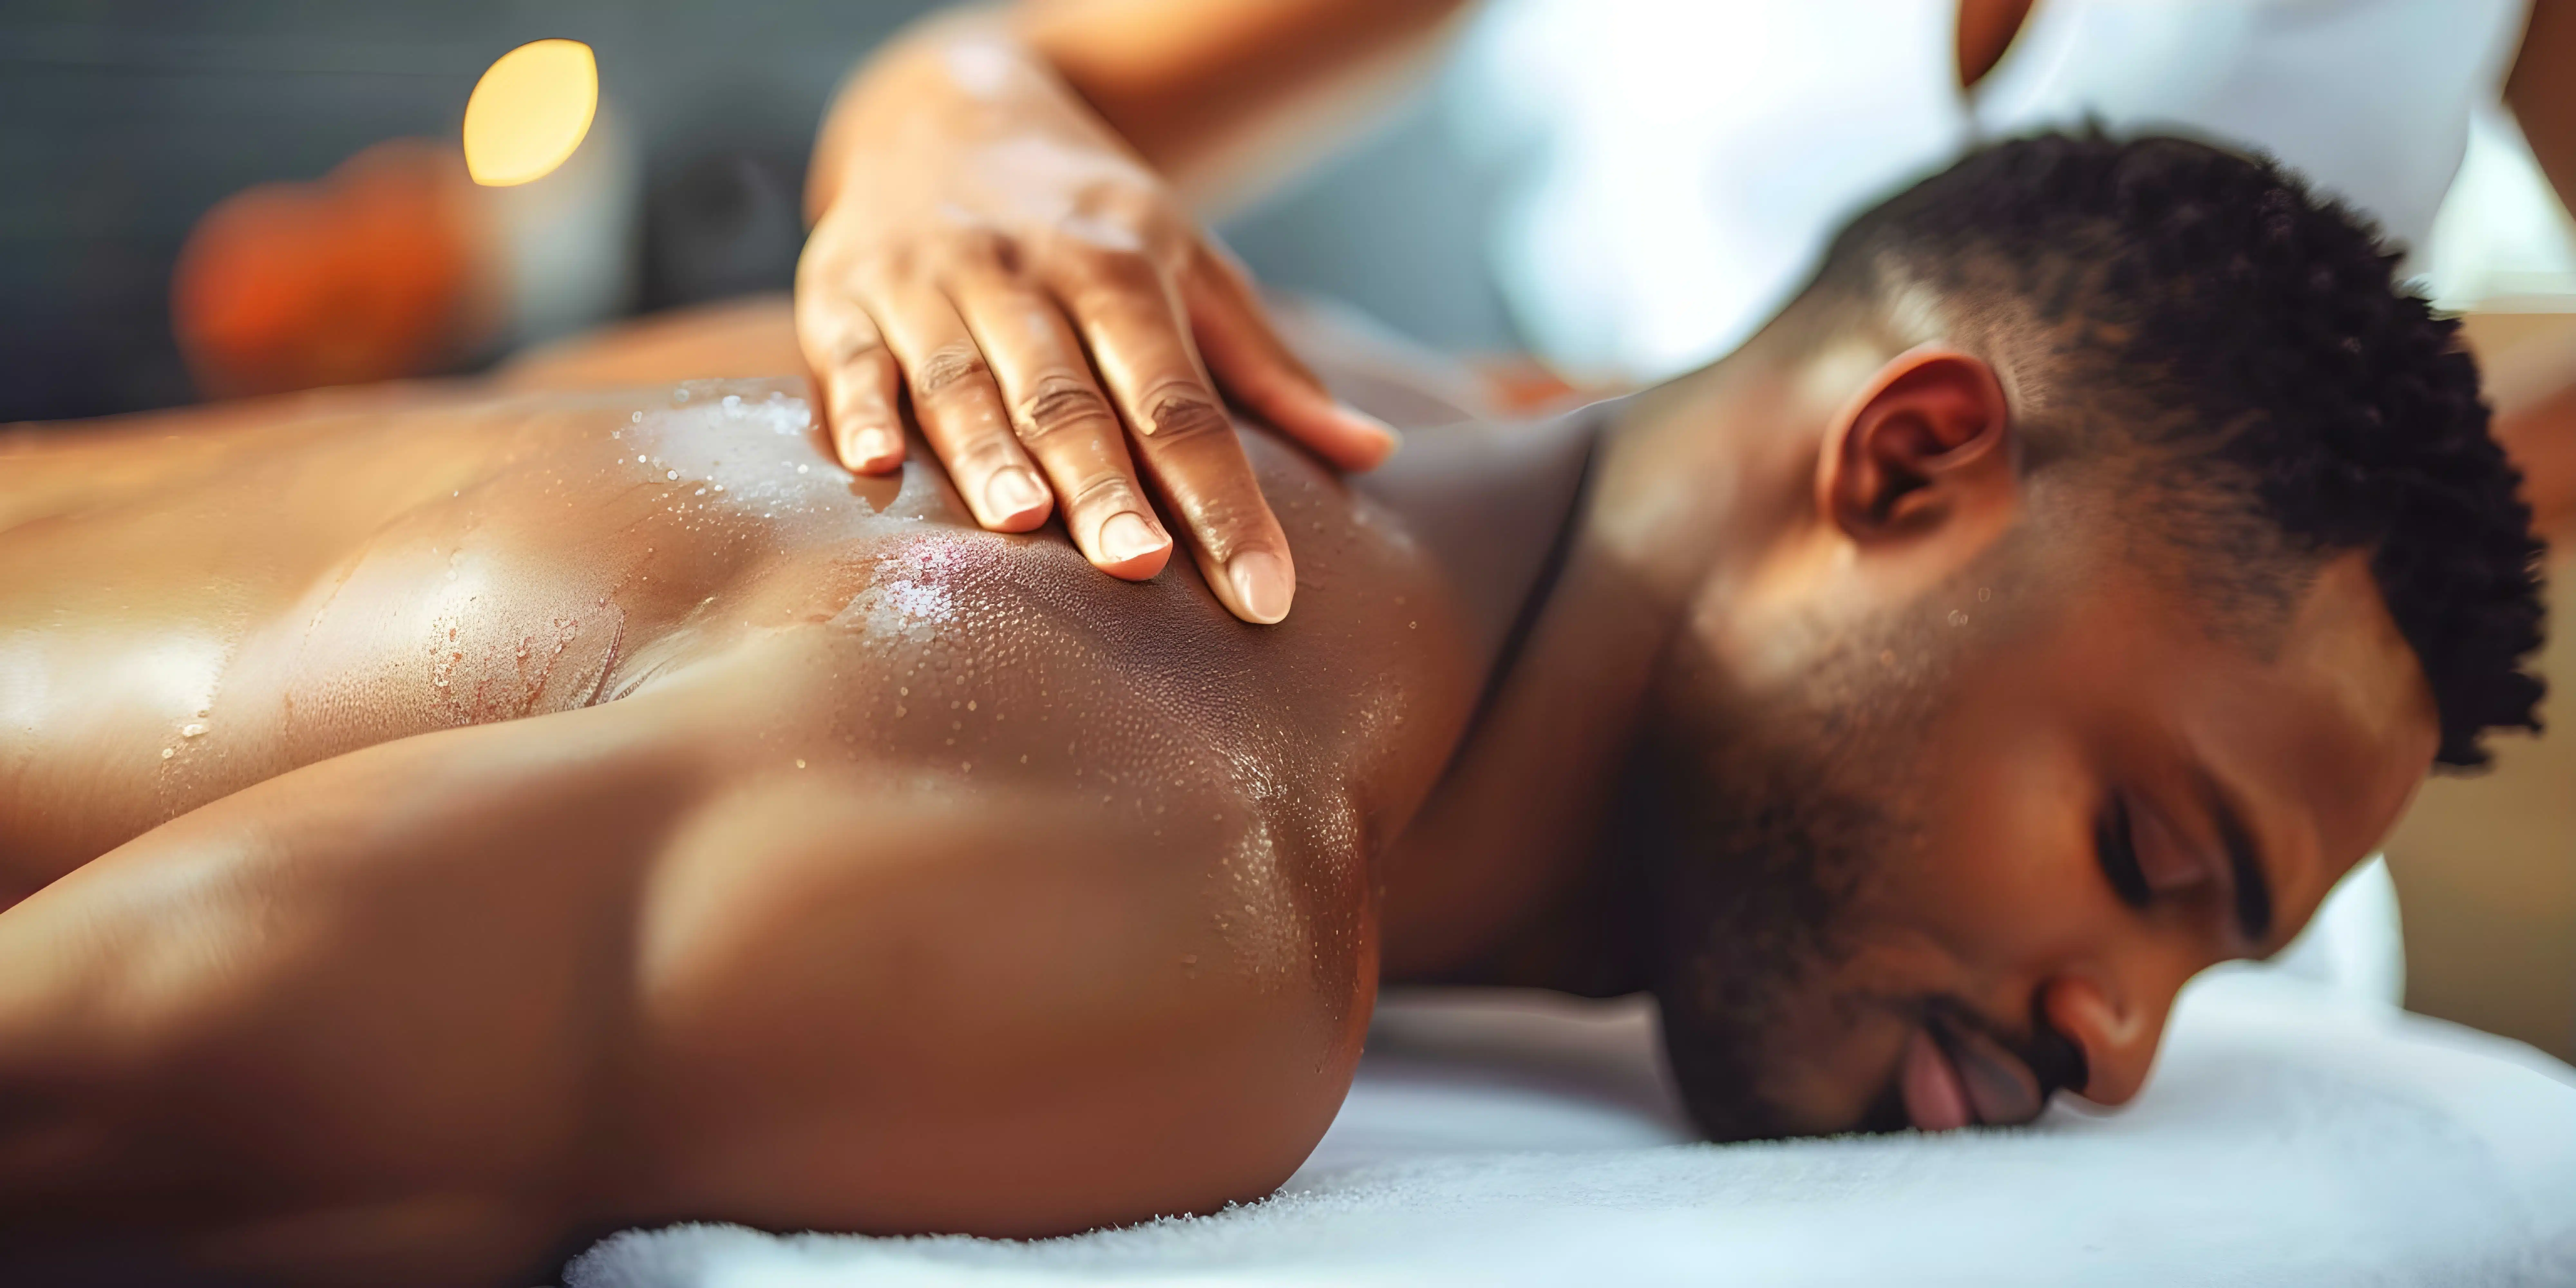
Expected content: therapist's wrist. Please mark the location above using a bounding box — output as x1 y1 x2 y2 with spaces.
807 10 1074 225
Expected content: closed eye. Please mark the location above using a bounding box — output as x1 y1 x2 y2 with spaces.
2096 795 2151 910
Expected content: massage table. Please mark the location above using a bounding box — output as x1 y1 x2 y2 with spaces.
570 861 2576 1286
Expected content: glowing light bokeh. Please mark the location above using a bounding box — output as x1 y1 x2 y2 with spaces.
462 39 598 187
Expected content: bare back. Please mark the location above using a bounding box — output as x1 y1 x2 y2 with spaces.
0 375 1465 889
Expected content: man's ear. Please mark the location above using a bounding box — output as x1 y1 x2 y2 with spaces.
1816 348 2016 541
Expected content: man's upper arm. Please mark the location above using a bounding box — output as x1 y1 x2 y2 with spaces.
615 764 1359 1236
1 681 1357 1262
0 702 696 1280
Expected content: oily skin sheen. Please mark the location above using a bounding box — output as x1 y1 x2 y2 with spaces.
0 355 1475 1283
0 305 2441 1284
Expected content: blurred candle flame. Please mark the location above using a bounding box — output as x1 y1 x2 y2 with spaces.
463 39 597 187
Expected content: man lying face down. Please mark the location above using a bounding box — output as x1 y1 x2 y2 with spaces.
0 135 2546 1283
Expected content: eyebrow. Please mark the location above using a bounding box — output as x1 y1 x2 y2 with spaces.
2197 770 2276 948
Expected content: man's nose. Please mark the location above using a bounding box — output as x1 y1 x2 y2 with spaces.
2036 954 2193 1106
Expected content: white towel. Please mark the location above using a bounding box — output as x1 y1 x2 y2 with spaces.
570 953 2576 1287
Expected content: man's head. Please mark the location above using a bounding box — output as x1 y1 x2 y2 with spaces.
1623 133 2547 1140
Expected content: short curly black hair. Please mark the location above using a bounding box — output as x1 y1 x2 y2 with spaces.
1809 131 2546 768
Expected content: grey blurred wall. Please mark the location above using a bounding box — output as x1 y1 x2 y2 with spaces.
0 0 1510 423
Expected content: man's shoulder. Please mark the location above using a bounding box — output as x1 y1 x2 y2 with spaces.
617 715 1372 1231
691 431 1469 833
657 602 1378 961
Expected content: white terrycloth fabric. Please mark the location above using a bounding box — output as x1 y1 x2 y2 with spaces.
2267 854 2408 1008
571 954 2576 1287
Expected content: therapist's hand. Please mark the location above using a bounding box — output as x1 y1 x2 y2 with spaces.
797 26 1398 624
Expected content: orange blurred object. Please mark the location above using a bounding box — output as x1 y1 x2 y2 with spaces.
172 139 484 399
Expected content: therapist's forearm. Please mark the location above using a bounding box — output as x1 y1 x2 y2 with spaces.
814 0 1470 216
2500 0 2576 545
1021 0 1471 202
2507 0 2576 211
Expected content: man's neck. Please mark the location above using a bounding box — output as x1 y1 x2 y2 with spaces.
1374 343 1830 990
1347 403 1605 670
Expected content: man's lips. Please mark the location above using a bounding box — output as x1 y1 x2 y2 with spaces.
1899 1019 2051 1131
1900 1028 1974 1131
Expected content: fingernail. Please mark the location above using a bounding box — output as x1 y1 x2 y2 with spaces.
1097 510 1168 564
984 468 1048 526
1225 549 1293 624
1339 403 1401 463
846 427 901 472
1340 402 1396 437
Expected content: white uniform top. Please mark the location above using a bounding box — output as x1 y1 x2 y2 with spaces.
1453 0 2529 381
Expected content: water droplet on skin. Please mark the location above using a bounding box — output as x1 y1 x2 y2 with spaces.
675 388 690 402
797 464 810 475
966 700 976 711
160 747 175 759
180 723 207 738
796 759 807 769
631 412 644 423
666 470 680 481
1977 586 1993 602
1948 609 1970 627
895 705 907 717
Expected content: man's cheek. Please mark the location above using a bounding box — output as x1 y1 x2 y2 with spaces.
1896 745 2101 967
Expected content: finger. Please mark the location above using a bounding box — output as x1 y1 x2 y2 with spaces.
1048 247 1297 624
796 266 905 474
947 267 1174 580
865 277 1052 532
1185 242 1399 472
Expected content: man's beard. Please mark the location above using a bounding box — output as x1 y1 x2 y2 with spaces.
1618 708 1896 1141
